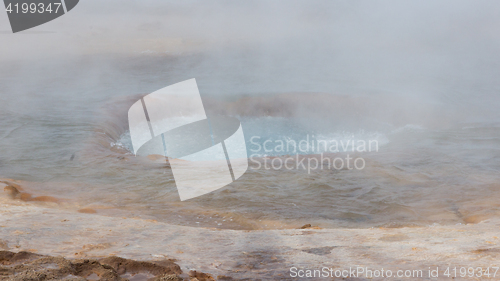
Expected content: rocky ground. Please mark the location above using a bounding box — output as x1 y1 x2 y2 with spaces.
2 179 500 280
0 251 227 281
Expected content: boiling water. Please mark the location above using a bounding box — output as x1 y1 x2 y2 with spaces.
1 50 500 230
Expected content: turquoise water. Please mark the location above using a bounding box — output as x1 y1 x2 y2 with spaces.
1 51 500 230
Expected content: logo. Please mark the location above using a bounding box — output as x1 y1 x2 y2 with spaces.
128 79 248 201
4 0 79 33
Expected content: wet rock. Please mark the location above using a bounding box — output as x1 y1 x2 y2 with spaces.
3 185 20 199
100 256 182 276
473 247 500 255
16 192 61 204
78 208 97 214
0 251 189 281
8 268 48 281
20 192 33 201
301 246 336 256
73 259 122 280
379 234 410 242
0 240 8 250
463 214 489 224
152 273 183 281
148 154 167 162
30 195 60 203
0 251 42 265
0 180 23 191
188 270 215 281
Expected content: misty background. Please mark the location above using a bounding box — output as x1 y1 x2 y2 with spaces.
0 1 499 113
